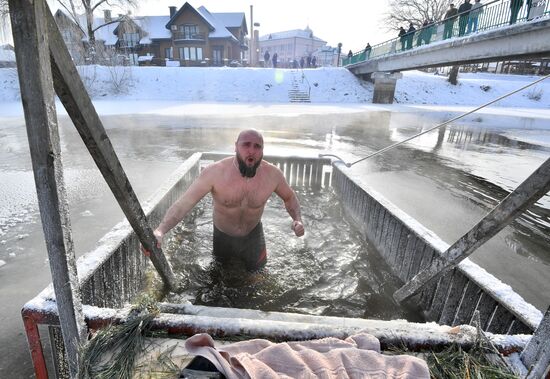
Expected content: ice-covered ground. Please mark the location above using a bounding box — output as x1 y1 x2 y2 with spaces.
1 65 549 238
0 66 549 112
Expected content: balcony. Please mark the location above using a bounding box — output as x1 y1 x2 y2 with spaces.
173 32 206 41
118 41 139 49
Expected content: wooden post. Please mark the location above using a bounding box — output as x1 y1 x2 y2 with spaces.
522 307 550 379
394 157 550 303
42 5 177 291
9 0 86 377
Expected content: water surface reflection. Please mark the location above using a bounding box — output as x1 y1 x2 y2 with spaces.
1 108 549 377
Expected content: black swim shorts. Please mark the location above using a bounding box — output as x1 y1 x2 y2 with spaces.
213 222 267 271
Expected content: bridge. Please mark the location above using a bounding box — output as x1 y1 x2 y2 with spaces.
343 0 550 103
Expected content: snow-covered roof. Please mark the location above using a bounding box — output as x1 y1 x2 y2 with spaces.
260 28 326 44
135 16 171 43
78 15 119 46
166 2 215 30
93 20 119 46
197 6 238 41
212 12 246 30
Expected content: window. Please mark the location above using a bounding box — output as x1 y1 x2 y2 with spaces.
165 47 173 59
179 24 198 39
178 47 203 61
122 32 139 47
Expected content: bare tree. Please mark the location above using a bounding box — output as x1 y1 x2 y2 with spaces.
381 0 453 31
0 0 11 44
57 0 137 48
0 0 7 17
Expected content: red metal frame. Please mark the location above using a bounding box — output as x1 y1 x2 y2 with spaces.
22 309 49 379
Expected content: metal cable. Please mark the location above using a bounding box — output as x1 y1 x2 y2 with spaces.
321 74 550 168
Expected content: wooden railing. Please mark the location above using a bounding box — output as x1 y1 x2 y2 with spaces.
332 165 541 334
23 153 547 378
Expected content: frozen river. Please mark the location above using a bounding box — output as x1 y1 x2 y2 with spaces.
0 105 549 376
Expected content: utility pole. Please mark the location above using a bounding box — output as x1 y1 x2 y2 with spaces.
250 5 254 66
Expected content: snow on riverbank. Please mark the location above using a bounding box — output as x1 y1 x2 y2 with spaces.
1 66 549 115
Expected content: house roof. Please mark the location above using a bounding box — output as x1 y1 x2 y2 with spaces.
260 27 326 44
90 19 119 46
212 12 247 33
134 16 171 43
55 3 246 46
165 2 215 31
197 6 238 41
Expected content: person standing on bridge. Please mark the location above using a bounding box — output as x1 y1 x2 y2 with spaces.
467 0 484 33
364 43 372 59
406 23 416 50
398 26 407 51
416 20 428 46
443 3 459 39
509 0 524 24
423 19 436 45
458 0 473 36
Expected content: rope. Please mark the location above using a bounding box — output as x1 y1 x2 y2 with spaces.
321 74 550 168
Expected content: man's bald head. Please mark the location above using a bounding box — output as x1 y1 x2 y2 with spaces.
236 129 263 144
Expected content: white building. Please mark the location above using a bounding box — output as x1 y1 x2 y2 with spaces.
258 26 327 67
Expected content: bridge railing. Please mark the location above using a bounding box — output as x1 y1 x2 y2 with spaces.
343 0 550 66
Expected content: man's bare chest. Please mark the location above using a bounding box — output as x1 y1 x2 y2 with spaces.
213 177 274 209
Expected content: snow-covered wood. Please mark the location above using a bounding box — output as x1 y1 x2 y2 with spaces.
9 0 86 377
394 157 550 302
43 5 178 292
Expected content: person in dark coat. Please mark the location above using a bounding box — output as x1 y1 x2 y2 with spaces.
364 43 372 59
509 0 523 24
443 3 459 39
263 51 270 67
300 56 305 69
272 52 278 68
311 56 317 67
458 0 472 36
398 26 407 51
306 55 312 67
406 23 416 50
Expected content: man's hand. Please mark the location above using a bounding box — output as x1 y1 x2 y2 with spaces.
142 229 164 257
291 220 304 237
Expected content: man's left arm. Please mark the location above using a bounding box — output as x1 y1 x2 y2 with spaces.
274 173 304 237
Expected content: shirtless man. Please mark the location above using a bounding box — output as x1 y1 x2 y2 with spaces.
152 129 304 271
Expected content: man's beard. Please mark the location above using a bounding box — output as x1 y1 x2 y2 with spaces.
236 153 262 178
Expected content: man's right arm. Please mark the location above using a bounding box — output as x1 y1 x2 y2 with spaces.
154 166 215 243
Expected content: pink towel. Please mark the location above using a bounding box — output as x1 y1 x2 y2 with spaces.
185 333 429 378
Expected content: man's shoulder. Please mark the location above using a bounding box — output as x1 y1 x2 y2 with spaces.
260 160 284 177
203 157 232 174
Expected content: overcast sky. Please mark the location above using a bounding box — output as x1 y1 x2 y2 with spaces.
134 0 395 52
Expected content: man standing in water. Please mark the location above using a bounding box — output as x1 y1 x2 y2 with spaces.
149 129 304 271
